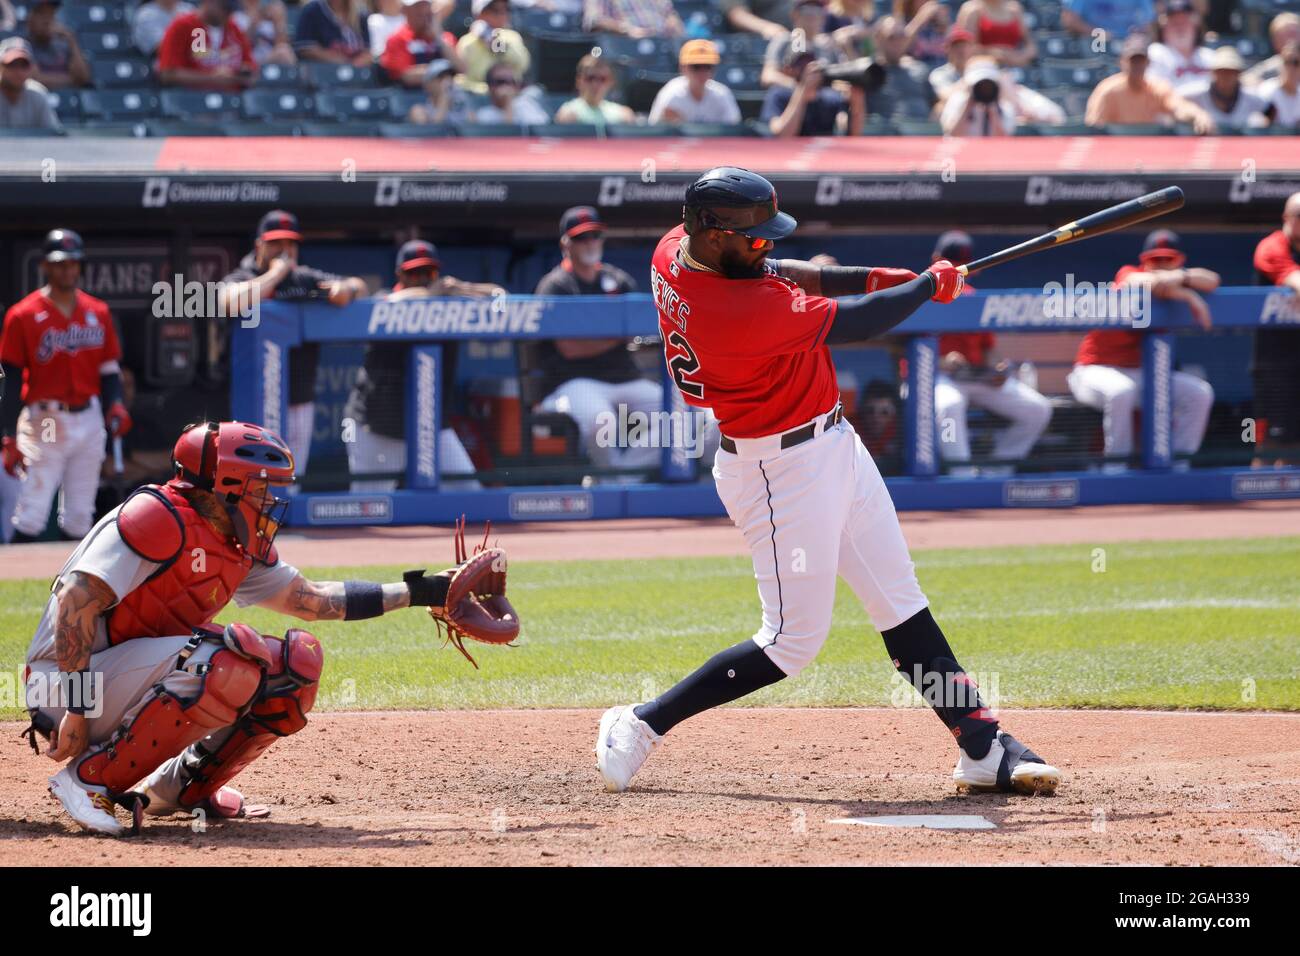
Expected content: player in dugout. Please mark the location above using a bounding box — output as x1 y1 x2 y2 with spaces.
1251 191 1300 467
220 210 368 485
343 239 499 491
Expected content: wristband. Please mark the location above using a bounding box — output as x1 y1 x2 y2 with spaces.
62 669 92 716
343 581 385 620
404 569 450 608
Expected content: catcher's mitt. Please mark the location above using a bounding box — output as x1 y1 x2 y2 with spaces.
407 517 518 668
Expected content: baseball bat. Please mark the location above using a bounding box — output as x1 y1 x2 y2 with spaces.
112 436 124 474
956 186 1185 278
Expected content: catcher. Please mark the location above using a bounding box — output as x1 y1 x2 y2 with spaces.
21 420 516 837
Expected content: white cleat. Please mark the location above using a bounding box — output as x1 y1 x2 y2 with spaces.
595 704 662 793
49 766 126 836
953 730 1061 796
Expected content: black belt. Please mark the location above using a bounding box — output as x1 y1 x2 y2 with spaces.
33 400 91 413
720 405 843 455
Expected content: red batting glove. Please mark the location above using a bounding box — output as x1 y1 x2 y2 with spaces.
865 267 918 292
106 401 133 438
1 436 25 477
925 259 966 304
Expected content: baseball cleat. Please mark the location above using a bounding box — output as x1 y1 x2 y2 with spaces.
48 766 126 836
953 730 1060 795
595 704 662 793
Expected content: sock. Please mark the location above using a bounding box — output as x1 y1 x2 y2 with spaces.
634 639 786 736
880 606 999 759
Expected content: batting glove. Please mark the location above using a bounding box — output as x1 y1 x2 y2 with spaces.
865 267 918 293
106 401 133 438
1 436 25 478
924 259 965 304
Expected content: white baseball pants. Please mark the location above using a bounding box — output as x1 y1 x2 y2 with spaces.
934 374 1053 462
540 377 667 472
713 419 928 676
12 401 106 538
285 401 315 480
1066 364 1214 457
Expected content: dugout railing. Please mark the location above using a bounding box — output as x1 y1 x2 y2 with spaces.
229 288 1300 527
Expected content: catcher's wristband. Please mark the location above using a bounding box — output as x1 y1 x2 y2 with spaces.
404 569 450 608
343 581 385 620
61 669 92 716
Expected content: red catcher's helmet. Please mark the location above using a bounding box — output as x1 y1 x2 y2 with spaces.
171 421 295 563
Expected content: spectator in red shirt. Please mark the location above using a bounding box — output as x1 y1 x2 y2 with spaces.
1250 191 1300 466
1067 230 1218 466
158 0 256 90
380 0 462 87
930 230 1051 474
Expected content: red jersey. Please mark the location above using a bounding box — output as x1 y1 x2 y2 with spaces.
158 13 254 75
1 289 121 404
651 224 839 438
1075 264 1143 368
939 331 994 365
379 23 457 81
1253 229 1300 286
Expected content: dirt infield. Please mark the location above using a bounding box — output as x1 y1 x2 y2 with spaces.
4 708 1298 866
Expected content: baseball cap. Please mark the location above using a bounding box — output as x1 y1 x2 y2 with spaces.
1121 34 1150 59
256 209 302 242
472 0 506 15
425 58 456 81
560 206 604 239
963 58 1001 86
403 0 432 5
945 27 975 46
1209 45 1245 71
397 239 440 272
933 230 973 265
0 37 34 65
1164 0 1195 14
679 38 721 67
1140 228 1186 263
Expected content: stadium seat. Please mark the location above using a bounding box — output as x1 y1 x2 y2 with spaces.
515 7 583 35
710 33 769 63
62 3 127 29
378 122 460 138
78 30 131 57
46 89 83 121
299 121 382 137
146 120 228 136
224 121 307 137
0 126 64 137
680 122 764 137
1038 58 1111 88
532 123 601 138
305 62 378 88
258 62 307 88
1035 122 1100 135
534 32 600 92
160 89 244 121
459 123 527 136
676 1 725 35
1104 123 1173 135
733 90 767 121
718 64 764 91
624 68 677 114
1039 32 1087 59
81 88 161 120
894 118 943 135
90 57 152 88
66 121 150 138
606 123 680 137
243 89 317 120
317 90 397 121
592 33 678 68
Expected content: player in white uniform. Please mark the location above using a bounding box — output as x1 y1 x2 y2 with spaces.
595 168 1061 796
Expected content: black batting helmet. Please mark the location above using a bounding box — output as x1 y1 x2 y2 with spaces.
43 228 85 263
683 167 797 241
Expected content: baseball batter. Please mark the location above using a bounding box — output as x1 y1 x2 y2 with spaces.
0 229 132 544
23 420 516 836
596 168 1060 796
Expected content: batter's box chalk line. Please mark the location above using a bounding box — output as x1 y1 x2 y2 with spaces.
828 815 996 830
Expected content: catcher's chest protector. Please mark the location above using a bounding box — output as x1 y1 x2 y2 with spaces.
108 485 255 644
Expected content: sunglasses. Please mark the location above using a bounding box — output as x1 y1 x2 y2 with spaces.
4 58 32 68
488 75 518 87
581 73 612 83
720 230 773 251
685 63 715 71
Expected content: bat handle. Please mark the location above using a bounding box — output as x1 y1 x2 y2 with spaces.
956 264 969 277
112 436 124 475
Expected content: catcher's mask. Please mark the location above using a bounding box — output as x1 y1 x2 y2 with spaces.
172 421 295 563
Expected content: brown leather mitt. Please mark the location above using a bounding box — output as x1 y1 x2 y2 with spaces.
408 517 519 668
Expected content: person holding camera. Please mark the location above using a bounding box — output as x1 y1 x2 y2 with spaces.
939 55 1062 134
761 0 844 90
762 48 866 136
157 0 256 90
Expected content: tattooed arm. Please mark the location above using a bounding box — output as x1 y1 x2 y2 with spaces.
259 573 413 622
47 571 116 762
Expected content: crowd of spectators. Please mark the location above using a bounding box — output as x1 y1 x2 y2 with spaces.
1 0 1299 135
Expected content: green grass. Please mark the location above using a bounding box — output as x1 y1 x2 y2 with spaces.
3 536 1297 719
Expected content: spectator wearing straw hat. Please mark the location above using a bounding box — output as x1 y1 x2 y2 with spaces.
1185 45 1269 130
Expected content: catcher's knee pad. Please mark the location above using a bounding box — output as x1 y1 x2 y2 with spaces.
177 628 323 809
78 624 272 794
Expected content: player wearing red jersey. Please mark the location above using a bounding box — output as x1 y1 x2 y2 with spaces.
1 230 132 543
1067 229 1218 465
597 167 1060 796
